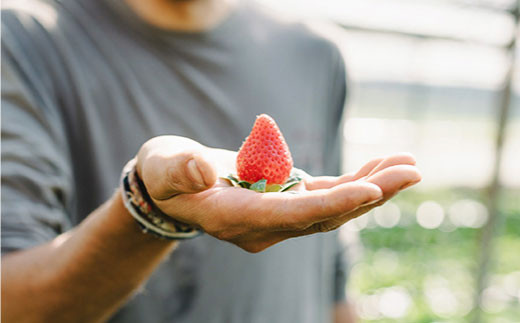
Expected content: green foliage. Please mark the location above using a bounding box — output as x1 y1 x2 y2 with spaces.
350 188 520 322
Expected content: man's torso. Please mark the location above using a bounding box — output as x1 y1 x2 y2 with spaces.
1 0 347 321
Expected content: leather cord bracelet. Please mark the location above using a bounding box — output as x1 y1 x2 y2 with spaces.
120 159 202 240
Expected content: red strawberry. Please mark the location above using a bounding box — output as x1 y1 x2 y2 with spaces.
236 114 293 184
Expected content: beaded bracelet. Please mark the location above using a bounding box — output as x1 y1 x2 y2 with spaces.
120 159 202 240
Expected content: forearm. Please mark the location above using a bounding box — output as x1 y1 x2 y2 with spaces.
1 190 178 323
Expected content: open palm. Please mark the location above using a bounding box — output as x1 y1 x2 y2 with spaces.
138 136 421 252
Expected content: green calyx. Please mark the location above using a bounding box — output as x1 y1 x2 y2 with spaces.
223 172 303 193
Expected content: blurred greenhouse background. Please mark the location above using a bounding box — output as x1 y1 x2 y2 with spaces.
258 0 520 322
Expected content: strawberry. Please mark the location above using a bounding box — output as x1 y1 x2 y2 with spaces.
236 114 293 185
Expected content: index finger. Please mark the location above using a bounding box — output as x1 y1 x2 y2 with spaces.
304 157 384 190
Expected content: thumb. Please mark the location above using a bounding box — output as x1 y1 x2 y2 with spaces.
137 137 218 200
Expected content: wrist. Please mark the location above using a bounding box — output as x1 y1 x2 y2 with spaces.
120 159 202 240
109 190 179 246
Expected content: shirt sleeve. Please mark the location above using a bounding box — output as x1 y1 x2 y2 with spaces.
1 19 74 255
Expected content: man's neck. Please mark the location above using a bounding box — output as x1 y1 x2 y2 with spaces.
124 0 238 32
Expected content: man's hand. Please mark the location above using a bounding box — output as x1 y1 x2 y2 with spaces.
137 136 421 253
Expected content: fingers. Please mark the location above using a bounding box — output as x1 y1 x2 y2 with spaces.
304 153 415 191
233 189 395 253
137 136 218 200
244 164 421 246
352 157 386 180
304 157 384 190
304 174 354 191
264 181 384 229
365 164 421 199
366 152 416 177
283 164 421 236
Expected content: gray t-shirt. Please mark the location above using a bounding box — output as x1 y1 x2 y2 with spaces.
1 0 348 322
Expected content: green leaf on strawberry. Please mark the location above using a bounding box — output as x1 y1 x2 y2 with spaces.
250 179 267 193
280 174 303 192
265 184 283 192
226 175 239 184
222 169 304 193
238 181 251 189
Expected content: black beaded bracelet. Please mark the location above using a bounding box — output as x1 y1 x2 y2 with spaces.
120 159 202 240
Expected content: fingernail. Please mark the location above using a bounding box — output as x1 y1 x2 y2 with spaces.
187 159 205 187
